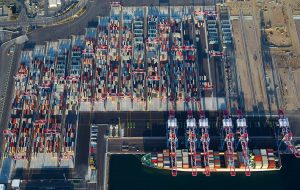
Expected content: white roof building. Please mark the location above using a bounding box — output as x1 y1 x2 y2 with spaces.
49 0 62 8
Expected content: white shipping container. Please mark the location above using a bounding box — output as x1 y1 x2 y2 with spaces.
260 149 267 156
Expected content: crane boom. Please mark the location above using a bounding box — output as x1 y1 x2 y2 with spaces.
168 111 178 176
199 111 210 176
222 111 235 176
186 110 197 176
278 110 300 158
236 110 251 176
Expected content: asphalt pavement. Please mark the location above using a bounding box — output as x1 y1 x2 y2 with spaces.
0 42 22 167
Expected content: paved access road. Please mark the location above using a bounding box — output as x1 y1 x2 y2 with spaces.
0 0 89 28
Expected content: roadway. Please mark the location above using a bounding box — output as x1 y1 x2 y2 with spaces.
0 42 22 168
0 0 89 28
96 125 109 190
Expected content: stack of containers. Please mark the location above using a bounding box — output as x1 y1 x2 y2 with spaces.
32 123 46 156
267 149 276 169
214 152 221 169
253 149 262 169
182 149 189 169
151 153 158 166
176 150 182 168
261 149 268 169
208 150 214 168
157 153 163 168
163 149 170 168
18 118 31 155
64 123 76 153
195 153 201 168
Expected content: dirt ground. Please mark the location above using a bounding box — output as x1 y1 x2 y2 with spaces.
278 68 300 111
243 20 268 111
232 19 255 112
228 0 300 112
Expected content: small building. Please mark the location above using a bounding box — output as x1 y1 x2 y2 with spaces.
48 0 62 8
0 5 11 18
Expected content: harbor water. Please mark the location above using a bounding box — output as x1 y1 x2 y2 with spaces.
109 154 300 190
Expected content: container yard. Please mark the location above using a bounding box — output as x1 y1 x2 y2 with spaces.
3 40 77 169
3 4 229 113
2 3 300 185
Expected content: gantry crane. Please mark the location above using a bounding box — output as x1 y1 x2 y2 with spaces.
236 110 251 176
278 110 300 158
186 110 197 176
222 110 235 176
198 111 210 176
167 111 178 176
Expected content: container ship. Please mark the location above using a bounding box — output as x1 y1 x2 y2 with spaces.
141 148 281 173
141 111 290 176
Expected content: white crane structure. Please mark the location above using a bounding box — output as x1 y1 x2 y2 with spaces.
236 111 251 176
199 111 210 176
186 110 197 176
167 111 178 176
278 110 300 158
222 111 235 176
